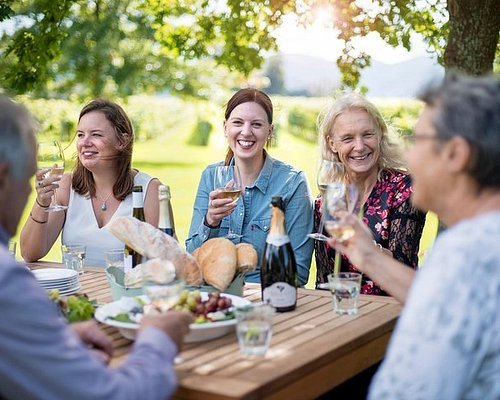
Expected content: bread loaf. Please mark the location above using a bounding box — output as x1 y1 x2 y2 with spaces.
124 258 176 288
196 238 237 291
107 216 203 285
235 243 258 273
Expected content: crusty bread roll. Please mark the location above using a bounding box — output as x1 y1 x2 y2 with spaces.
192 247 199 261
108 216 203 285
124 258 176 288
196 238 237 291
235 243 258 273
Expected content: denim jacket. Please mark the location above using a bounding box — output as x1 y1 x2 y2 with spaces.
186 153 314 286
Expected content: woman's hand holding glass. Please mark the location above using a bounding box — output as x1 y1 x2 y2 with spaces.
210 165 243 239
36 141 67 212
323 182 359 241
205 188 238 228
323 182 360 274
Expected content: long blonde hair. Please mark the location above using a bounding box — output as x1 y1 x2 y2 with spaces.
318 93 405 179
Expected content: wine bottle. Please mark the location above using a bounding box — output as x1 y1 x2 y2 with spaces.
158 184 175 237
260 196 298 312
124 185 145 271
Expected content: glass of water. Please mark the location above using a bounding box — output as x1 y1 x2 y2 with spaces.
105 249 125 270
61 244 86 275
236 303 274 356
327 272 362 315
141 260 182 313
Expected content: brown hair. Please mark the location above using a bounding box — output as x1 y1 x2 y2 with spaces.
223 88 273 165
72 99 134 200
318 93 406 180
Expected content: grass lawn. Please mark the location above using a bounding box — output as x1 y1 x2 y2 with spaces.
14 97 437 289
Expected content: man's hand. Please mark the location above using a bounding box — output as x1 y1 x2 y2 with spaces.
139 311 193 351
71 320 113 364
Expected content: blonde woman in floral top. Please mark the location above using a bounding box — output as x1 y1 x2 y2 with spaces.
314 93 425 294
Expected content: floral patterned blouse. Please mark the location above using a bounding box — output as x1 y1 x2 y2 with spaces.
314 169 426 295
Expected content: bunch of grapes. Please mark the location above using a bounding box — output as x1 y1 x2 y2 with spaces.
172 290 233 322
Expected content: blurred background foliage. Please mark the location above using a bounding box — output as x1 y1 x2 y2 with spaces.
1 0 498 100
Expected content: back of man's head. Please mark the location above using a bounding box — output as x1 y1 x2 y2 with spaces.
0 96 36 180
419 74 500 189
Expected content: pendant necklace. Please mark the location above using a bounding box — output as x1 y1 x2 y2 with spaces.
95 192 113 211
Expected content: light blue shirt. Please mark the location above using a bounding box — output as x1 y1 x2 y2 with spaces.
369 211 500 399
0 243 179 400
186 153 314 286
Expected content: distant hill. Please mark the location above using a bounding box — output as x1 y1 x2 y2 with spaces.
264 53 445 98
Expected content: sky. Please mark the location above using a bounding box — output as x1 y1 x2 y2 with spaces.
273 13 430 64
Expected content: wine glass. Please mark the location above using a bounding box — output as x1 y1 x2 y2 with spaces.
213 165 243 240
308 160 345 241
37 141 68 212
323 182 359 242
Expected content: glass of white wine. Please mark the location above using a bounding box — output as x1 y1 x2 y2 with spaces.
213 165 243 240
37 141 68 212
308 160 346 241
323 182 359 242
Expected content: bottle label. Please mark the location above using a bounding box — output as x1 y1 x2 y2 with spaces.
132 191 144 208
266 234 290 247
263 282 296 308
124 254 133 272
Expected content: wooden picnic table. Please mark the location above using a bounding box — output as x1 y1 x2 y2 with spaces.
29 261 402 400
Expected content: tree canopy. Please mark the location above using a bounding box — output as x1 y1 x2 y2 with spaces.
1 0 498 98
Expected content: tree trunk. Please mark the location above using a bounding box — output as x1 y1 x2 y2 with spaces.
445 0 500 75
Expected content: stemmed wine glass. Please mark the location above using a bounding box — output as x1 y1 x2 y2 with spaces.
308 160 346 241
213 165 243 240
37 141 68 212
323 182 359 242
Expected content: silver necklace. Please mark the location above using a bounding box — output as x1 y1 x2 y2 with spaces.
95 192 113 211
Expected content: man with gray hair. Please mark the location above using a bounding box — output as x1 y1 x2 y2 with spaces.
0 96 192 399
329 74 500 399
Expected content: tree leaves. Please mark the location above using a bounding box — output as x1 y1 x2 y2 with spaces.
1 0 498 96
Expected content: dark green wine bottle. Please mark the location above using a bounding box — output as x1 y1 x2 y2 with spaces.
124 185 145 270
260 196 298 312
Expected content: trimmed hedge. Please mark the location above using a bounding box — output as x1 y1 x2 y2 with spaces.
285 98 423 143
187 118 213 146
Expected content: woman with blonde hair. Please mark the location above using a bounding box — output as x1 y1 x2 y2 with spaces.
314 93 425 294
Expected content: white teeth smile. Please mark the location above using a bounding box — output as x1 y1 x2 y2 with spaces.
351 154 369 160
238 140 254 147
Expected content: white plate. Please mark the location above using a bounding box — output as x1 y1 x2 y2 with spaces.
33 268 78 283
57 285 81 296
40 277 79 287
95 293 251 343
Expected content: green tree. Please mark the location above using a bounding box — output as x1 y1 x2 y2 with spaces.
1 0 498 95
0 0 292 97
329 0 500 86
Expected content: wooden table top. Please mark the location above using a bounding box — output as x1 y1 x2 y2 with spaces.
29 261 401 400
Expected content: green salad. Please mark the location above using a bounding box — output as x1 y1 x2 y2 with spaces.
48 289 96 323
